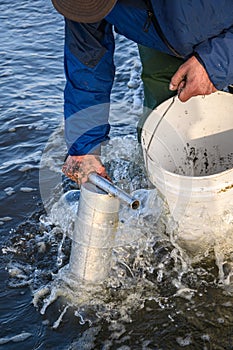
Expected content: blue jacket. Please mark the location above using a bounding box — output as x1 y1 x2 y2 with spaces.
64 0 233 155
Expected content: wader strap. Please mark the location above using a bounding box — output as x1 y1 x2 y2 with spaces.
143 0 184 58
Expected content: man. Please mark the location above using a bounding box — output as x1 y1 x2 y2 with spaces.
51 0 233 185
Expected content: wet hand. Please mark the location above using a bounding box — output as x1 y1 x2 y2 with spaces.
62 154 110 186
169 55 217 102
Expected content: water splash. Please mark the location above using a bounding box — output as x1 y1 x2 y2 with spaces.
31 186 169 324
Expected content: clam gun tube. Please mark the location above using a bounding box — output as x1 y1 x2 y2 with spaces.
69 173 140 284
88 172 140 210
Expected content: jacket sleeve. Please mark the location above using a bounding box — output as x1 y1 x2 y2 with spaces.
194 26 233 90
64 19 115 156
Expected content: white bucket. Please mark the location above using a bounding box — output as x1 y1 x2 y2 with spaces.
141 92 233 253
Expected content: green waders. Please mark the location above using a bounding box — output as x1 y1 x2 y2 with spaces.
137 45 184 140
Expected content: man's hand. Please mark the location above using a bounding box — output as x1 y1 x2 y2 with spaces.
169 55 217 102
62 154 110 186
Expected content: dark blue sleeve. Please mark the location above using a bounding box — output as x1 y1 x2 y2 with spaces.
64 19 115 156
195 27 233 90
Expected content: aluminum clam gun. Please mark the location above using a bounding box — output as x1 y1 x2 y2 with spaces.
88 172 140 210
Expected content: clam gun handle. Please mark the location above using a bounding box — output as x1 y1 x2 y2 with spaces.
88 173 140 210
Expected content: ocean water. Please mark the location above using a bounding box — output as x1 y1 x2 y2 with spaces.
1 1 233 349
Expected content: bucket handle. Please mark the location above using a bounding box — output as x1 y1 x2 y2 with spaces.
142 96 177 176
146 96 177 154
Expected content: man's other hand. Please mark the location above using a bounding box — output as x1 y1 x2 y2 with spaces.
169 55 217 102
62 154 110 186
